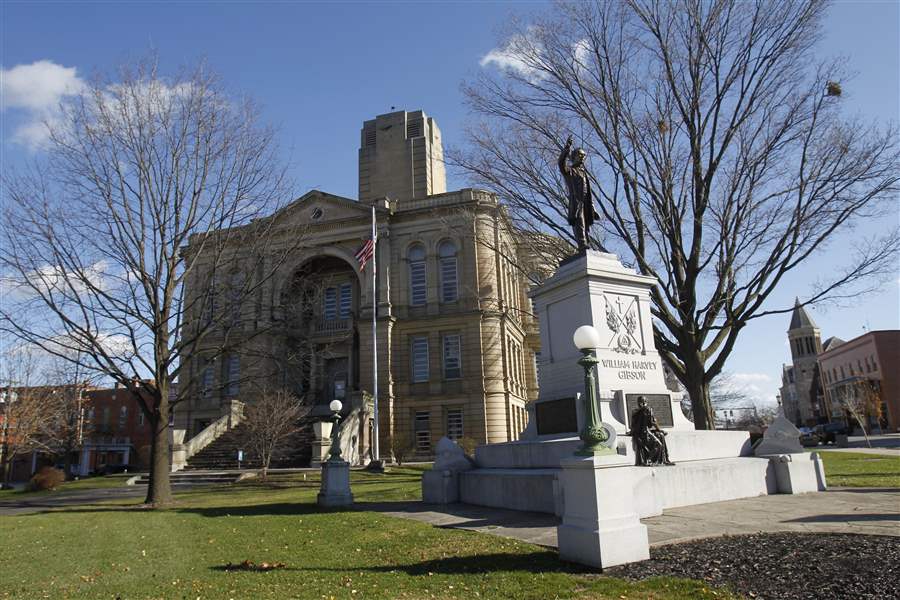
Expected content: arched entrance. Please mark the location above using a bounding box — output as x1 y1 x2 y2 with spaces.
280 255 363 412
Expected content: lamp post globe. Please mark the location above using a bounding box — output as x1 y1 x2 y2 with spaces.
573 325 601 351
329 399 342 414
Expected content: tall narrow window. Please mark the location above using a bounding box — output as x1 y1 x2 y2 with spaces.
446 408 463 440
408 244 426 306
118 406 127 429
224 355 240 396
201 358 215 397
411 336 429 382
339 282 352 318
438 241 458 303
323 287 337 320
415 410 431 452
227 271 244 324
443 334 461 379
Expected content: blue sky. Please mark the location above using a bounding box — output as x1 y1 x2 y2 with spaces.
2 0 898 404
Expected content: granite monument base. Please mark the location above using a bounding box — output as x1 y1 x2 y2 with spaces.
317 459 353 507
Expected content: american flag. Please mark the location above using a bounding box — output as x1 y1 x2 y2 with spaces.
355 236 375 270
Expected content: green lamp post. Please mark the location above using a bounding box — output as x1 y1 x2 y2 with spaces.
572 325 614 456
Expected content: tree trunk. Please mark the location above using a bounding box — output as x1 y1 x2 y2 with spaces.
144 397 173 506
1 457 11 488
63 446 73 480
687 379 715 431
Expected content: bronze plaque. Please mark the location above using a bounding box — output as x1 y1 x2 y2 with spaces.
536 397 578 435
625 393 674 428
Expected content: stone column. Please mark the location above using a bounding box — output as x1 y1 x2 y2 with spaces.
556 454 649 569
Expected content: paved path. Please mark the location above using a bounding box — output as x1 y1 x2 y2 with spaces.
0 483 207 516
371 487 900 548
0 486 150 516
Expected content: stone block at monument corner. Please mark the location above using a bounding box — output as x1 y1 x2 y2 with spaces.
422 437 473 504
556 453 649 569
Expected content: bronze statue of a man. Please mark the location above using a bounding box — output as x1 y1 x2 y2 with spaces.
628 396 675 467
558 135 600 254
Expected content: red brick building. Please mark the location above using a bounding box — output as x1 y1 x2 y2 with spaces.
76 386 154 475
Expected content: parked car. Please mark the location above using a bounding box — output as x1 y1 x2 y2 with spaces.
814 422 850 445
798 427 820 446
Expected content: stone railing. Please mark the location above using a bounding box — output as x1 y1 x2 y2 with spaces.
171 399 244 472
310 391 373 467
313 318 352 336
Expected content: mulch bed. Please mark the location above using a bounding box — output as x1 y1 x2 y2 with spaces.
607 532 899 599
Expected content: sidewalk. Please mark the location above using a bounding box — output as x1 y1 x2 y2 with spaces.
371 487 900 549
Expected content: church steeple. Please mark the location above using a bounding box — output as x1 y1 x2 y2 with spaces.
787 298 821 359
789 297 817 331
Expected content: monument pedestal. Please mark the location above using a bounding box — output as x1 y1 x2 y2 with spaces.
556 454 649 569
317 459 353 507
526 251 691 439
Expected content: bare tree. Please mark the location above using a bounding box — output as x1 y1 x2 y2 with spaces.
240 389 308 480
0 349 67 487
0 57 301 506
43 355 97 479
453 0 899 429
839 379 883 448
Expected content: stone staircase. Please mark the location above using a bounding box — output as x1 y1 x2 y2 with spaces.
183 420 315 471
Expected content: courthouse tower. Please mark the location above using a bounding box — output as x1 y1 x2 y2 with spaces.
358 110 446 202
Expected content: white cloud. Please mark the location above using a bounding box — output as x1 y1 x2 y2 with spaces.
3 260 112 300
713 371 778 407
480 28 546 83
1 60 85 150
1 60 84 111
730 372 773 384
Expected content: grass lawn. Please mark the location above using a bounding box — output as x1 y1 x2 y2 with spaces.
0 467 733 600
815 450 900 488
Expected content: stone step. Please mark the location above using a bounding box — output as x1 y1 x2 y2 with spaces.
458 456 778 519
474 430 753 469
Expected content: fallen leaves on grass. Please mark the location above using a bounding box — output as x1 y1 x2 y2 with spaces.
221 559 287 572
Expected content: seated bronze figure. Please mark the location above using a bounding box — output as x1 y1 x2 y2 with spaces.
628 396 675 466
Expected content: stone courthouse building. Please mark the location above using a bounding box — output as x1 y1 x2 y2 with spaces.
175 110 542 462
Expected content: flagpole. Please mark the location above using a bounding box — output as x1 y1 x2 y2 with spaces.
371 204 380 464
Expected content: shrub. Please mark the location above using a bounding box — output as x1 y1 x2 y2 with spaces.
456 437 478 456
26 467 65 492
391 438 415 466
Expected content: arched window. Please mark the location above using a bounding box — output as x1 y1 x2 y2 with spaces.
438 240 458 303
408 244 426 306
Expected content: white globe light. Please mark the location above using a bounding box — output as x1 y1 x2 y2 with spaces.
573 325 601 350
329 399 343 413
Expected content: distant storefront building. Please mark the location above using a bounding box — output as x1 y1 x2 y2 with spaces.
817 330 900 433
